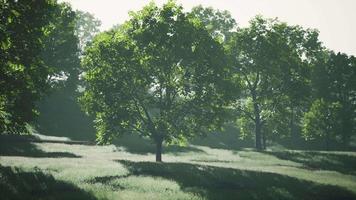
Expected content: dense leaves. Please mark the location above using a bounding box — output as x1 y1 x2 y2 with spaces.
0 0 57 133
0 0 83 134
191 5 237 42
303 52 356 148
41 2 80 89
80 1 235 161
227 16 323 150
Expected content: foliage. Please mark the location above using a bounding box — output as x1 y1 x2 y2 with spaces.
190 5 237 42
0 0 58 134
303 52 356 148
1 0 354 159
80 1 235 161
302 99 341 148
227 16 322 150
75 10 101 53
36 10 101 141
0 0 87 134
41 2 80 89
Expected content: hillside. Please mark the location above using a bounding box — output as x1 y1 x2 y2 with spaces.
1 135 356 200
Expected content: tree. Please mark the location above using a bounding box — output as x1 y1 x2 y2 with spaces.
323 52 356 145
36 8 101 140
41 9 101 89
0 0 59 134
41 2 80 89
303 52 356 149
80 1 234 161
227 16 322 150
302 99 341 150
75 11 101 53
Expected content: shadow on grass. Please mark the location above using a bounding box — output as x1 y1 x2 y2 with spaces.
113 134 205 155
264 151 356 176
270 136 356 152
115 160 356 200
85 174 131 190
0 140 81 158
0 165 97 200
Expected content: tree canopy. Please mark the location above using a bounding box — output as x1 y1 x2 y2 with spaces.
227 16 322 150
0 0 58 133
80 1 235 161
0 0 86 134
190 5 237 42
303 52 356 148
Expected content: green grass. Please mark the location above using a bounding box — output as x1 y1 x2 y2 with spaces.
1 134 356 200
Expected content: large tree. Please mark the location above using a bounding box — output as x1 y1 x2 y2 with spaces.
0 0 60 134
80 1 234 161
227 16 322 150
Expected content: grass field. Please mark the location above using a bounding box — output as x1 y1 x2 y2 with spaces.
1 134 356 200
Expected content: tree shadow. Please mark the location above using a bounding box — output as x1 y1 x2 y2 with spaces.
115 160 356 200
0 165 98 200
0 139 81 158
85 174 131 190
263 151 356 176
113 134 205 155
271 136 356 152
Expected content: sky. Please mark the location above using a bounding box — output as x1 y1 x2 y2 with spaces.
60 0 356 56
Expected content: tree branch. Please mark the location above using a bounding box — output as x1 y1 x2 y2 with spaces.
129 124 146 135
240 69 253 90
253 70 260 91
236 106 255 121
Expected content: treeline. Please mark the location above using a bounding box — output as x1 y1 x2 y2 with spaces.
1 0 100 137
1 1 355 161
193 7 356 151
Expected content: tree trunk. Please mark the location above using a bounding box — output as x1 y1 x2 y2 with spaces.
253 100 262 151
155 137 163 162
290 106 297 149
262 130 266 150
255 121 262 151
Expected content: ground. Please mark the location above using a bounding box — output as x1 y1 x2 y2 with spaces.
1 134 356 200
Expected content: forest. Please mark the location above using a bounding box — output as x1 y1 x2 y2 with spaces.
1 0 356 199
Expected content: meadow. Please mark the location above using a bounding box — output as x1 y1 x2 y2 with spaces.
2 1 356 200
1 133 356 200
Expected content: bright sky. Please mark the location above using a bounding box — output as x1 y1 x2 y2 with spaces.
60 0 356 56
